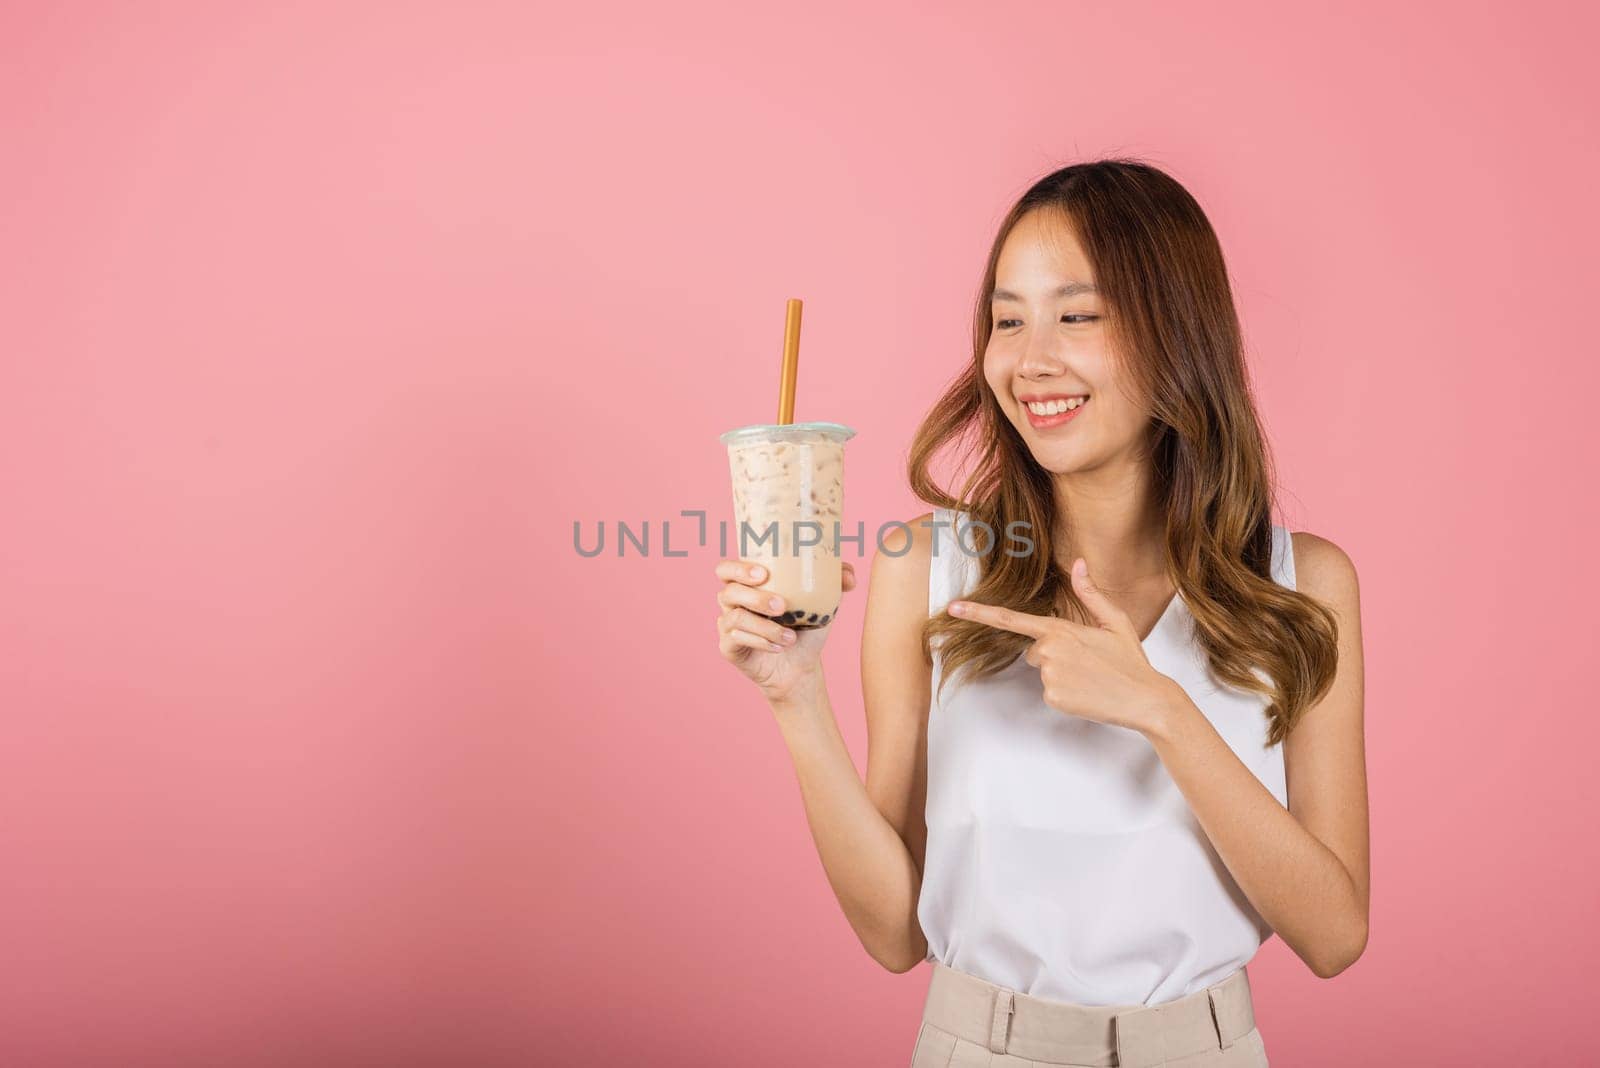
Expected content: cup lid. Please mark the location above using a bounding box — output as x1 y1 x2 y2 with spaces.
719 421 857 447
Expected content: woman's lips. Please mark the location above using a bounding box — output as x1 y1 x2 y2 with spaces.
1023 397 1089 430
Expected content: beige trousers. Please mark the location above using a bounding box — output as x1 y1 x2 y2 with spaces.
910 962 1270 1067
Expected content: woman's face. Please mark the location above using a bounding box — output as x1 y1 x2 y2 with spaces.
982 208 1151 474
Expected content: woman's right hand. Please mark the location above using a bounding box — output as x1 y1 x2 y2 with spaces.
714 558 857 708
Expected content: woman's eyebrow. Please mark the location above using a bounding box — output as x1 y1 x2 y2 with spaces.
991 282 1099 301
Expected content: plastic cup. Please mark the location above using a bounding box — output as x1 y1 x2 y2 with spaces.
720 421 857 629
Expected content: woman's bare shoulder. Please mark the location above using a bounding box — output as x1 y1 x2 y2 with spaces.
868 511 938 611
1288 529 1360 605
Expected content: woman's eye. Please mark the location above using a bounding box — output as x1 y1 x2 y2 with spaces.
995 315 1097 330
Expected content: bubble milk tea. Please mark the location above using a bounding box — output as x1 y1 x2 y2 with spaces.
720 421 856 629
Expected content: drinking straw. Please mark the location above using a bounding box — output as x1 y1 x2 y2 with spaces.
777 297 802 425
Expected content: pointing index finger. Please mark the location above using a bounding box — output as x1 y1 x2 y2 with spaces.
947 600 1055 639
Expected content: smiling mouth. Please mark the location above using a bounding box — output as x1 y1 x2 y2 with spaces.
1021 394 1090 428
1023 396 1088 416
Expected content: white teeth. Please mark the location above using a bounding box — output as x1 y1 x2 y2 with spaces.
1026 397 1088 416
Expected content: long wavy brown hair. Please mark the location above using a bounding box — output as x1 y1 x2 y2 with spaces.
910 159 1338 745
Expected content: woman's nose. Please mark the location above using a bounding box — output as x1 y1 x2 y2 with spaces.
1017 330 1065 376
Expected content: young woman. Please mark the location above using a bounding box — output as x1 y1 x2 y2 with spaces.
713 160 1368 1067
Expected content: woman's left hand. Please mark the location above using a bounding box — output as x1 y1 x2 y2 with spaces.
947 556 1180 735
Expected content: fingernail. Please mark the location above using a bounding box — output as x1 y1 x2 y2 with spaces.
780 629 797 643
752 566 766 580
766 639 784 652
769 597 783 612
948 602 967 616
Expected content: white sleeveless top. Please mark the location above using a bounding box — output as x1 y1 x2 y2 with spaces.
917 507 1295 1006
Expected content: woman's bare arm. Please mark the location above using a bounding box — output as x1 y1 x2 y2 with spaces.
773 514 935 972
1144 531 1370 977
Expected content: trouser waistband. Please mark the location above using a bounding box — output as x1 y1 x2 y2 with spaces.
921 962 1256 1067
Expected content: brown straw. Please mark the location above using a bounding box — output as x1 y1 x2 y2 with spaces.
777 297 802 424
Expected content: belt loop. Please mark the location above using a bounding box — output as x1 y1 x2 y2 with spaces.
987 989 1015 1053
1206 988 1232 1051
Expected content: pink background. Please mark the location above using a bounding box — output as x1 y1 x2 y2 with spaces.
2 2 1596 1064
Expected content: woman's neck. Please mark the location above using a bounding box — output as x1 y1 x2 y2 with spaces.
1049 465 1167 589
